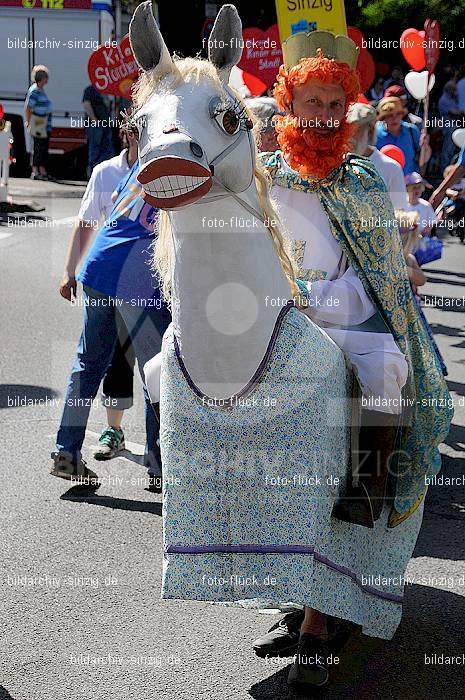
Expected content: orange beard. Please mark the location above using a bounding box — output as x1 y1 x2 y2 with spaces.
274 114 356 180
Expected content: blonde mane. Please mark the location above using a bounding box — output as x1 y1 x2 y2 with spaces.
132 56 299 304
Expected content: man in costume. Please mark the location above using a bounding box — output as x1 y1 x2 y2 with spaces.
253 30 453 689
346 101 408 210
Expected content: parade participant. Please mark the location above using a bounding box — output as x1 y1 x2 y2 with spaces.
82 83 115 175
253 28 452 688
51 121 170 486
384 84 423 129
368 76 384 106
129 4 452 691
396 210 448 376
396 210 425 293
244 96 280 152
59 127 139 461
405 171 437 234
25 65 52 180
375 96 428 174
347 101 409 209
430 138 465 208
438 81 463 171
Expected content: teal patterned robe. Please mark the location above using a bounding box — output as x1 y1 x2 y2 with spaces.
260 150 453 527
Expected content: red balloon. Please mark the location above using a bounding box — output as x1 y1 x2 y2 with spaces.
347 27 376 92
347 26 364 49
357 49 376 92
0 104 4 119
400 28 426 71
380 144 406 169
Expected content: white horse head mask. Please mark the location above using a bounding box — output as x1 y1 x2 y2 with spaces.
129 2 255 210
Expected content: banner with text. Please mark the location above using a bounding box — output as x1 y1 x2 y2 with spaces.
275 0 347 43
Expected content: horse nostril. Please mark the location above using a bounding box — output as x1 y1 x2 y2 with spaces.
190 142 203 158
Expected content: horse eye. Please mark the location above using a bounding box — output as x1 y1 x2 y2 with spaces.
222 109 240 135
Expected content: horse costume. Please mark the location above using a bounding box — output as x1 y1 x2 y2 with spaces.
129 3 444 640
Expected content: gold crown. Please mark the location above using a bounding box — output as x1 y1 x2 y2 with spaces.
282 31 359 71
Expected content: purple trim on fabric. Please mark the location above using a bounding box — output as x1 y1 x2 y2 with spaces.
165 543 403 603
172 300 295 409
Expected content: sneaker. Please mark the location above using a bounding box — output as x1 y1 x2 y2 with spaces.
253 609 304 658
94 427 125 460
50 452 98 485
287 634 332 690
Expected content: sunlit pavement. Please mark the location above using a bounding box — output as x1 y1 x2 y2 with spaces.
0 196 464 699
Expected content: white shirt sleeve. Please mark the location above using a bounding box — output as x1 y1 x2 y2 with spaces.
424 202 439 228
77 169 103 225
387 163 409 210
304 265 376 325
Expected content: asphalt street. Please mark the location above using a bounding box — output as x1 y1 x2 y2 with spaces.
0 190 464 700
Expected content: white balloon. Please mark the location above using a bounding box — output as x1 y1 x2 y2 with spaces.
452 128 465 149
405 71 435 100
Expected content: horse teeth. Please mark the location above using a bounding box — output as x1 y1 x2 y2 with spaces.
143 174 209 198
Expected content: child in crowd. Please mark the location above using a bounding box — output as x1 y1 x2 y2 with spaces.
405 172 438 235
395 209 448 375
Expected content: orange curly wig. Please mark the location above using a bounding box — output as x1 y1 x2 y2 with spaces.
274 54 360 112
273 54 360 179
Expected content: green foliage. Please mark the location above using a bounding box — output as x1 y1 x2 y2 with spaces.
349 0 465 41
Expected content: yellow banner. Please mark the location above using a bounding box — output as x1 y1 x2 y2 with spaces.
275 0 347 43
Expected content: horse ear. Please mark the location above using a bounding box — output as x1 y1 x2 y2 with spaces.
129 0 176 78
208 4 243 82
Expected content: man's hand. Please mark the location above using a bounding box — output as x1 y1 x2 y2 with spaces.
59 273 77 301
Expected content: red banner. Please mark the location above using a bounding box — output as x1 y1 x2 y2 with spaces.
88 35 139 98
0 0 91 8
237 24 283 90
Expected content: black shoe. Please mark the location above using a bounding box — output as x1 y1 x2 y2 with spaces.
147 474 163 494
253 610 304 658
253 611 354 659
287 634 331 690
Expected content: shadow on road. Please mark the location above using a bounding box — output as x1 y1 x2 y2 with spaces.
60 486 162 516
429 322 465 338
119 449 145 466
446 380 465 397
425 268 465 279
248 586 465 699
443 422 465 453
0 383 58 409
426 275 465 288
0 688 16 700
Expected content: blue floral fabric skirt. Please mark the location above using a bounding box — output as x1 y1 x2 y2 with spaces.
160 307 424 640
